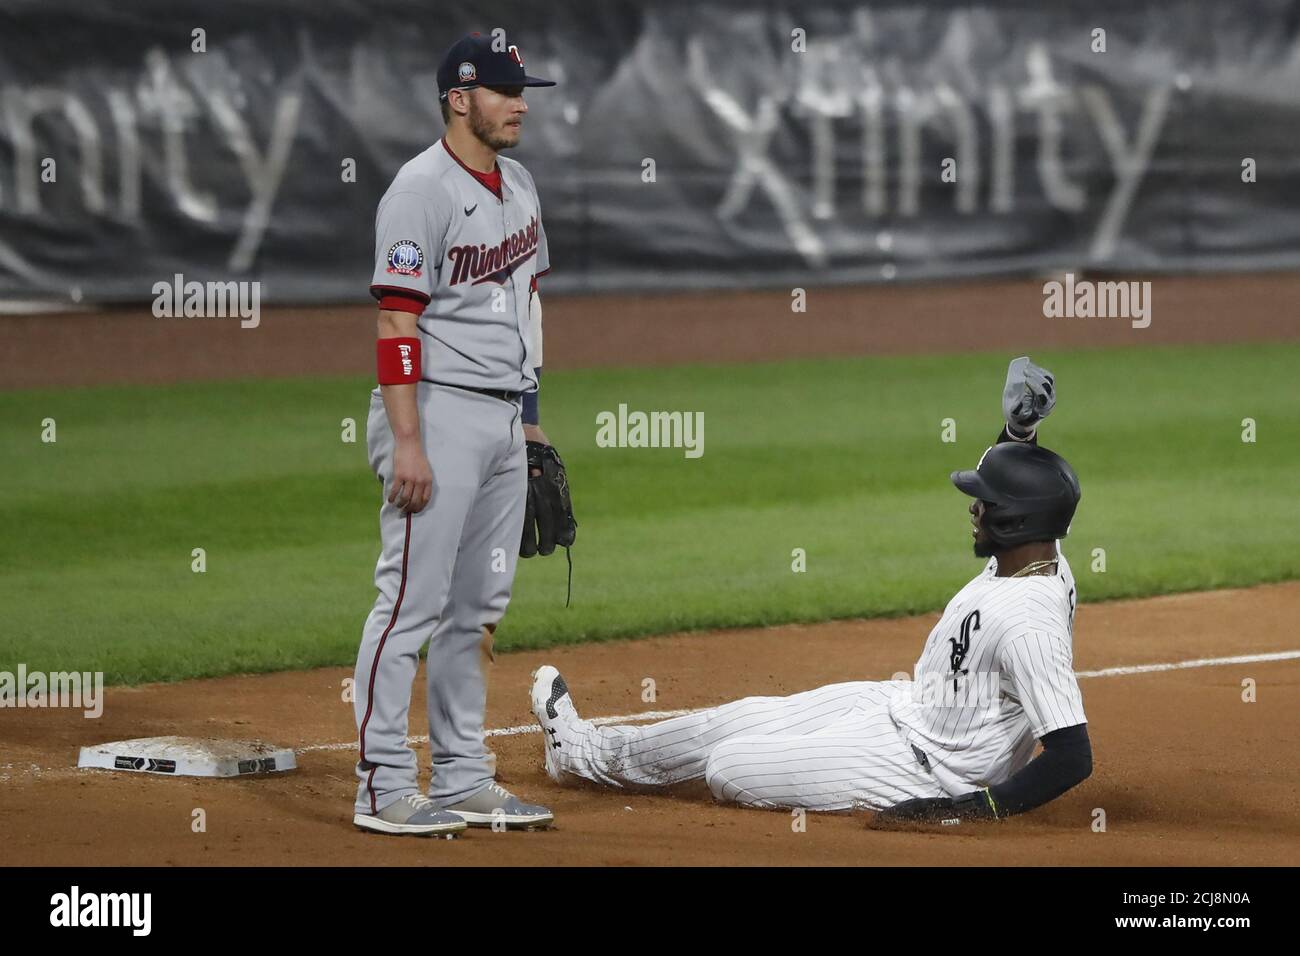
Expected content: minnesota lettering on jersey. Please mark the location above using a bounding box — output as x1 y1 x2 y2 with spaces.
369 139 548 391
447 216 541 286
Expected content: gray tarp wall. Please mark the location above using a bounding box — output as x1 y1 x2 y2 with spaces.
0 0 1297 305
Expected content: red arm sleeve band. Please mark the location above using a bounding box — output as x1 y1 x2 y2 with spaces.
370 285 430 316
377 337 421 385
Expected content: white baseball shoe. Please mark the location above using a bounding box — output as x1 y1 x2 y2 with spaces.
353 793 468 837
530 665 581 783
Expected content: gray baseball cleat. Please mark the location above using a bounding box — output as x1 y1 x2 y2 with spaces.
354 792 468 837
441 781 554 830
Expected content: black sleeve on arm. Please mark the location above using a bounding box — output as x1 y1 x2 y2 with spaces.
522 367 541 425
986 722 1092 817
996 425 1038 446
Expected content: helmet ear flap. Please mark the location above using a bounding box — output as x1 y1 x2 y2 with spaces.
984 507 1025 546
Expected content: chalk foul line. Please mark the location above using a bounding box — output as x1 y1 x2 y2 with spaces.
297 648 1300 755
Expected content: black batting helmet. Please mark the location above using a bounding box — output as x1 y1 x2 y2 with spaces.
950 443 1081 548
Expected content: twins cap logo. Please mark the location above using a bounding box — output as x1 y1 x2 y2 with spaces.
457 61 477 83
386 240 424 277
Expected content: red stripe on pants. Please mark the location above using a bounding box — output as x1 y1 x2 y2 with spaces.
358 512 412 814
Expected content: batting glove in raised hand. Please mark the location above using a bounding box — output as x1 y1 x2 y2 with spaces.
1002 356 1056 438
870 789 998 827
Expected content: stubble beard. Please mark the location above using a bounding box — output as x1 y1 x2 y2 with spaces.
468 98 518 152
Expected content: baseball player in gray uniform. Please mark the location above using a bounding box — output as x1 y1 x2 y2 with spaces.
531 359 1092 826
353 33 575 837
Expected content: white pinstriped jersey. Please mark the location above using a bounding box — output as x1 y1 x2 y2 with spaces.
888 547 1085 795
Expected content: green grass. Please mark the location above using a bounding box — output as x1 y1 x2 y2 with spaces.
2 343 1297 684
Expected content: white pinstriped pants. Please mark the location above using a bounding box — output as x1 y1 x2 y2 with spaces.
559 680 945 811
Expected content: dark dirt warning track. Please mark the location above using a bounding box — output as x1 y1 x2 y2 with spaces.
1 582 1296 866
2 272 1298 389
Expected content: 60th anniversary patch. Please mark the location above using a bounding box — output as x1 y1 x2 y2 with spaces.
386 240 424 277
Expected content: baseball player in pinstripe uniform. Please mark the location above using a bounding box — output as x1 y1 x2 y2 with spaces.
353 33 575 837
530 358 1092 824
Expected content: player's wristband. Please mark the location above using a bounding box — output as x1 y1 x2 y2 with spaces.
377 337 421 385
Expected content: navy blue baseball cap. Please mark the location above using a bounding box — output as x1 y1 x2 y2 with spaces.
437 33 555 100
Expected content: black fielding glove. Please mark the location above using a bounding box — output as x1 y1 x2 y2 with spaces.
870 790 998 827
521 484 538 558
520 441 577 558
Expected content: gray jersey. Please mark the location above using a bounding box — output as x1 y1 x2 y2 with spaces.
369 137 549 392
888 548 1086 795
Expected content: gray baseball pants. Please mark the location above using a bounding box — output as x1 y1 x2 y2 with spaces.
354 382 526 815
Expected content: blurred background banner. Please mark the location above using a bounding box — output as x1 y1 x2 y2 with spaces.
1 0 1298 306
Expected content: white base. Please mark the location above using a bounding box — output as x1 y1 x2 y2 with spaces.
77 736 296 778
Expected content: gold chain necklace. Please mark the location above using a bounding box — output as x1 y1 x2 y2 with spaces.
1010 559 1058 578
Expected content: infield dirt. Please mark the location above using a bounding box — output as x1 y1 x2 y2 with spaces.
2 582 1296 866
